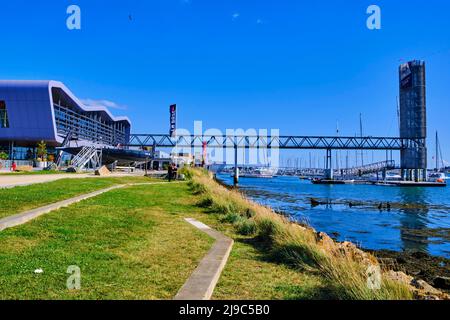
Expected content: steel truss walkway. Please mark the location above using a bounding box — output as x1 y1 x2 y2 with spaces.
126 134 424 150
341 160 396 176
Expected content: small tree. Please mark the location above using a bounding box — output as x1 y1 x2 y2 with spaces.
0 152 8 160
36 140 47 161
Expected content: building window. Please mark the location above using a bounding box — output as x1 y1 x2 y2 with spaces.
0 101 9 128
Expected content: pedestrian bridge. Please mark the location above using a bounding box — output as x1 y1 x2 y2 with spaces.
126 134 424 150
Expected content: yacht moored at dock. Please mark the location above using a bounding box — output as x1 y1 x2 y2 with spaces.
231 167 277 179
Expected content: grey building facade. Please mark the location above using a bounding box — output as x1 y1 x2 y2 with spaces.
0 80 131 160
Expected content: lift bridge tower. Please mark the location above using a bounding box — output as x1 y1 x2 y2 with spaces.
399 60 428 181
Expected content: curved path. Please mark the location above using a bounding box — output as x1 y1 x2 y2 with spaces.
174 218 234 300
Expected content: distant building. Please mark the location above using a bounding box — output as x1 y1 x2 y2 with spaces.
149 150 171 170
399 61 427 181
0 80 131 160
171 152 195 167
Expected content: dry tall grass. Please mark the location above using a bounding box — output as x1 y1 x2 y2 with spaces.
183 168 413 300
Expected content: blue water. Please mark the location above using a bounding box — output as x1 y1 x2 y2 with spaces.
217 174 450 258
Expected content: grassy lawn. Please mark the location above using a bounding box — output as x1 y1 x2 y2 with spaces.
212 240 330 300
0 183 213 299
0 176 154 219
0 180 327 300
181 206 330 300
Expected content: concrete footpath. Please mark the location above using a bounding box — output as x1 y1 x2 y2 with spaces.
174 218 234 300
0 172 143 189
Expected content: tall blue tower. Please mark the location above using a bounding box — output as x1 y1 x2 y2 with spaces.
399 60 427 181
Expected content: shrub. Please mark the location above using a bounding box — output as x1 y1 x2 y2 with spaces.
197 196 214 208
236 219 258 236
189 182 208 195
245 208 256 218
178 166 194 180
221 212 243 224
256 217 284 242
36 140 47 161
211 201 235 215
0 152 8 160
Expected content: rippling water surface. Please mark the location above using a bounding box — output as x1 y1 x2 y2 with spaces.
217 174 450 258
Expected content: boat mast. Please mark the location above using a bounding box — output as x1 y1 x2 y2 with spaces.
336 121 340 172
436 131 439 172
360 113 364 166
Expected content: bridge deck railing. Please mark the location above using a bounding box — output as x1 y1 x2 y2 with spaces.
126 134 424 150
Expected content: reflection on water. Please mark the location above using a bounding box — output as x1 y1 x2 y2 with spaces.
217 174 450 258
398 188 429 253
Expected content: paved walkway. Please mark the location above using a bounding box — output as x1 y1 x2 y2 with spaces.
174 218 234 300
0 172 143 189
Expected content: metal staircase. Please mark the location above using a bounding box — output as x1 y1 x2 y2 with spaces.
70 145 102 171
56 131 74 168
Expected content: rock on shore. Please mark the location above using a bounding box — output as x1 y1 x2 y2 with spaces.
315 231 449 300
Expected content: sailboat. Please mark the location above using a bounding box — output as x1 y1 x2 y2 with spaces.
429 131 448 182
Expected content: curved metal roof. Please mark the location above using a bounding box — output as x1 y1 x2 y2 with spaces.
0 80 132 126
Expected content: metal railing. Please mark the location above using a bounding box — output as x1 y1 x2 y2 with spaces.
340 160 396 176
71 146 101 171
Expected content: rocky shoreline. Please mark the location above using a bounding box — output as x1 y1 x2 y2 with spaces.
371 249 450 293
315 231 450 299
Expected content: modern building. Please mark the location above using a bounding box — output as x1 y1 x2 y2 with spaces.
399 60 428 181
171 152 195 167
149 150 171 170
0 80 131 160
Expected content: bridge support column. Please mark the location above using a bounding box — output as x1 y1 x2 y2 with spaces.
324 149 333 180
414 169 419 182
233 145 239 186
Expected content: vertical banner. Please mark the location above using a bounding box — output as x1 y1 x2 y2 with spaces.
202 141 207 167
169 104 177 138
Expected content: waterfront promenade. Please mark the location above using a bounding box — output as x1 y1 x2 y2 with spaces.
0 170 447 300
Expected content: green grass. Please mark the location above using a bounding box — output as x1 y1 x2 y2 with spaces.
212 240 332 300
183 214 331 300
2 170 411 300
0 176 155 219
163 183 331 300
0 180 325 300
0 183 213 299
184 169 414 300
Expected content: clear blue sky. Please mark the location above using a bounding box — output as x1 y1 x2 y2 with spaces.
1 0 449 167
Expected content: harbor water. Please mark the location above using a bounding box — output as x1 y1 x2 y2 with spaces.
217 174 450 259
